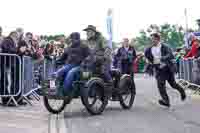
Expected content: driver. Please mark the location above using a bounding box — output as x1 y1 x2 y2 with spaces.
82 25 113 86
53 32 90 94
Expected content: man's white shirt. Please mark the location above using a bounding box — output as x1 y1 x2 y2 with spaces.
151 43 161 64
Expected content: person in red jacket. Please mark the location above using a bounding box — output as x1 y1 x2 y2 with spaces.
184 36 199 58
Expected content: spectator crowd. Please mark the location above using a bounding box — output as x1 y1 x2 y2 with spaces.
0 27 68 61
0 27 68 106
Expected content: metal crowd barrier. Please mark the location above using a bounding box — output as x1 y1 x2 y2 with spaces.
178 58 200 95
42 59 57 79
0 53 22 106
20 57 59 105
18 56 41 105
0 54 60 106
192 58 200 85
178 59 184 79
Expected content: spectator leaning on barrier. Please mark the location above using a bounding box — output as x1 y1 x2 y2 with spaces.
56 37 66 57
0 31 26 106
39 36 47 48
184 35 199 58
58 35 66 49
51 40 56 53
194 38 200 59
31 38 44 63
17 32 35 57
43 42 55 60
144 33 186 107
56 46 64 57
1 31 19 54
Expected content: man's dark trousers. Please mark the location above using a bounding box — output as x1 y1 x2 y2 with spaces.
155 65 185 104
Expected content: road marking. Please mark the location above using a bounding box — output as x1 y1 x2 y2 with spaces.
48 114 67 133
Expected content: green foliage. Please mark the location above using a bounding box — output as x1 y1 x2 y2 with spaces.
42 34 66 41
132 23 185 51
131 30 151 51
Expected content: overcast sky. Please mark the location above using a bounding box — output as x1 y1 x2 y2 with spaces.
0 0 200 41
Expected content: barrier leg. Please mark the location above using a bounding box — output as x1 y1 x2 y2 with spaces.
23 96 33 106
34 91 40 97
32 91 40 101
194 87 200 95
34 92 40 100
6 96 18 106
17 96 33 106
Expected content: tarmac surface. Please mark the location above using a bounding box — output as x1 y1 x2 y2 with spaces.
0 74 200 133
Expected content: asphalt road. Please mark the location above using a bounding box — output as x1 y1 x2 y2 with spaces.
0 74 200 133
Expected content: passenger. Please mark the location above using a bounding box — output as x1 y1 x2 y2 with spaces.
53 32 90 94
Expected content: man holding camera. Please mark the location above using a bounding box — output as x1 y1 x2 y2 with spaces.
145 33 186 107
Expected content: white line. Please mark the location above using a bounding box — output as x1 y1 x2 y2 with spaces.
48 114 67 133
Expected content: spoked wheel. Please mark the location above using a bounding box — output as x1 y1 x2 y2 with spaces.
43 96 69 114
42 78 71 114
119 75 136 109
81 78 108 115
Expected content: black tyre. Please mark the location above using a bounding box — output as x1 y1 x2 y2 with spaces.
81 78 108 115
43 96 68 114
119 75 136 109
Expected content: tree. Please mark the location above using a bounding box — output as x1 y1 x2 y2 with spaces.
132 23 185 51
131 30 151 51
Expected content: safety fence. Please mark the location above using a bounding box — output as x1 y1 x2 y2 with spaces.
177 57 200 95
0 54 58 106
0 53 22 105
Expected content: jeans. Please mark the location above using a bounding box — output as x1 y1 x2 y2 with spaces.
55 64 80 93
63 66 80 93
56 64 77 77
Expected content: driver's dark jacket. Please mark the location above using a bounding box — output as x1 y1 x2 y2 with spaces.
80 33 112 74
56 43 90 65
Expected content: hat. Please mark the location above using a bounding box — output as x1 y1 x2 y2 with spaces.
83 25 97 32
